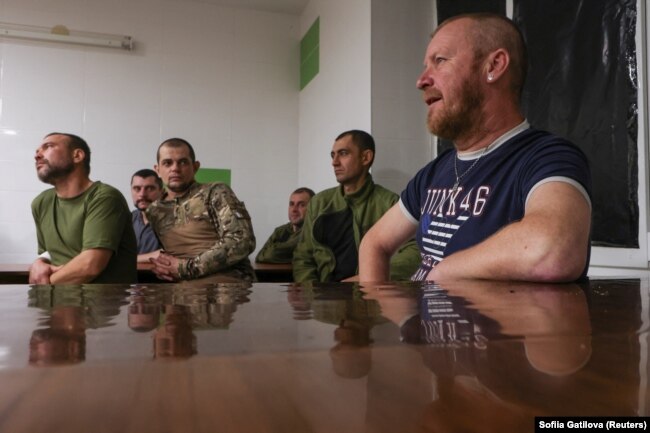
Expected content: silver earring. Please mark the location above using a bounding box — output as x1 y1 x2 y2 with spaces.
487 74 493 81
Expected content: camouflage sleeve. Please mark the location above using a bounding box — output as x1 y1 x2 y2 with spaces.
255 224 299 264
178 184 256 280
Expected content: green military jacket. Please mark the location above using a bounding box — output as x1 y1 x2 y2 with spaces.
293 176 419 283
255 222 302 264
146 182 256 282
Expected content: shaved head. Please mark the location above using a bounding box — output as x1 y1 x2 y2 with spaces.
435 13 528 97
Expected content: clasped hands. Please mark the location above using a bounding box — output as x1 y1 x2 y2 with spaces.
149 251 182 281
28 259 61 284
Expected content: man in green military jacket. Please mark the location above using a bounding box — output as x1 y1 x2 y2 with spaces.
293 130 419 283
256 187 314 264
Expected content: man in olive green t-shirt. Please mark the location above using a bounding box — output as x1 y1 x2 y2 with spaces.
29 133 137 284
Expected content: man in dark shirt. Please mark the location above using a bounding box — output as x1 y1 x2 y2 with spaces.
130 169 162 263
359 13 591 283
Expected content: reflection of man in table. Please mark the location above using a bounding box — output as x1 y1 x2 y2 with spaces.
364 281 592 374
286 284 313 320
27 279 127 367
28 285 128 329
128 294 161 333
154 305 197 359
361 280 600 427
298 283 431 433
29 305 86 366
256 187 314 264
293 283 386 378
147 138 256 283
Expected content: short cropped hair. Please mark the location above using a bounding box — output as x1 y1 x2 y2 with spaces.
292 187 315 198
46 132 91 175
131 169 163 188
435 13 528 97
335 130 376 166
157 138 196 163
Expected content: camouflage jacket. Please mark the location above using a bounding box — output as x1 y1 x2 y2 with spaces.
146 182 256 281
255 222 301 264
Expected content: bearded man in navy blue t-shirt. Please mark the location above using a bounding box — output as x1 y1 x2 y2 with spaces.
359 13 592 283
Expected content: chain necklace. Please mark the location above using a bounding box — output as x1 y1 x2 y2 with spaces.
435 146 490 219
452 146 489 195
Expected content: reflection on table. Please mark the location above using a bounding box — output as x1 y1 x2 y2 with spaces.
0 278 646 432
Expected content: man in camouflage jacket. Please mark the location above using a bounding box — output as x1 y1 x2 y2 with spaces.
147 138 256 282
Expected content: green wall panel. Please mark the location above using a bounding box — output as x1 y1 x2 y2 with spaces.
300 17 319 90
195 168 231 185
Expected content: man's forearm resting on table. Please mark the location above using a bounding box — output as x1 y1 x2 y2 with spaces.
29 258 54 284
428 182 591 282
180 237 254 280
49 248 113 284
429 216 588 282
359 234 393 282
359 204 417 282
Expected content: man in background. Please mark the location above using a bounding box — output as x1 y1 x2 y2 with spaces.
30 132 137 284
147 138 256 283
130 169 162 262
256 187 314 264
293 129 419 283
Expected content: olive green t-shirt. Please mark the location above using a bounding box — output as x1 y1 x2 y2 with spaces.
31 182 137 284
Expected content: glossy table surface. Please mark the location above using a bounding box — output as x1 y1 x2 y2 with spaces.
0 278 647 432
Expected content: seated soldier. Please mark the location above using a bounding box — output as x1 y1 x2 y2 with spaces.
256 187 314 264
147 138 256 283
293 130 419 283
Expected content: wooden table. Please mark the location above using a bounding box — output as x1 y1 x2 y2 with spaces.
0 262 293 284
251 262 293 282
0 278 646 432
0 263 29 284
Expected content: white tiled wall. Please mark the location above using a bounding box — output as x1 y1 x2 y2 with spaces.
297 0 372 193
0 0 300 263
297 0 433 196
371 0 433 195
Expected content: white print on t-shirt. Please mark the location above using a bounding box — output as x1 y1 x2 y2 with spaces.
411 185 492 281
420 185 491 218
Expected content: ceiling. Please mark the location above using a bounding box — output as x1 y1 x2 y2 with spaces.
182 0 309 15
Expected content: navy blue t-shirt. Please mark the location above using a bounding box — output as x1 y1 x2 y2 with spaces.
400 127 592 281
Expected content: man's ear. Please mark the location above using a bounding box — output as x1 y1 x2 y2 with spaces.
361 149 374 167
193 160 201 172
72 148 85 164
484 48 510 83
